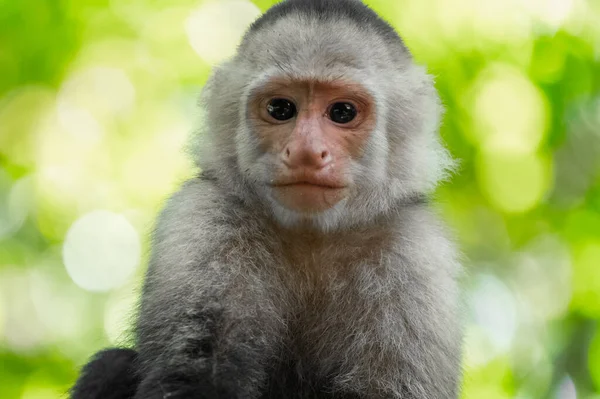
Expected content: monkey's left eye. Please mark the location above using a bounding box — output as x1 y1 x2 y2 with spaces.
329 102 357 124
267 98 296 121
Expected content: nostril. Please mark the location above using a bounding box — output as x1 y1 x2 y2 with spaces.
285 148 291 157
321 150 329 160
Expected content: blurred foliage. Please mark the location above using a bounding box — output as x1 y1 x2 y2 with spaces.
0 0 599 398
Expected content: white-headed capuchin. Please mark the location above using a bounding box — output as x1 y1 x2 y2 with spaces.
70 0 464 398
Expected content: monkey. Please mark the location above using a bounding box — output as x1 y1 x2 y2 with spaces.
70 0 464 398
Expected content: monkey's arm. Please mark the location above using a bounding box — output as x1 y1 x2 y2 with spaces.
133 178 285 399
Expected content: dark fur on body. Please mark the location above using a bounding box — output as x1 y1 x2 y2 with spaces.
70 0 464 398
70 349 140 398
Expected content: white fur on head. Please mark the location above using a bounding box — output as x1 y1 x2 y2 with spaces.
190 8 455 231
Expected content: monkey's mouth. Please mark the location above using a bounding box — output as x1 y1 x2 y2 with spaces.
271 175 347 189
273 181 346 189
270 181 348 212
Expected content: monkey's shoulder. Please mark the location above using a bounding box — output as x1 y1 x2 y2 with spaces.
389 207 463 279
151 176 260 245
166 175 230 209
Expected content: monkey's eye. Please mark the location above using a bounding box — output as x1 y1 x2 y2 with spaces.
329 102 357 124
267 98 296 121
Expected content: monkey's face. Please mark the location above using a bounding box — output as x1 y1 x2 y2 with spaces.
246 79 376 214
196 14 451 231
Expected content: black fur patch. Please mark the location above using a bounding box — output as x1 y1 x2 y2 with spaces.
248 0 408 52
134 370 229 399
70 348 140 399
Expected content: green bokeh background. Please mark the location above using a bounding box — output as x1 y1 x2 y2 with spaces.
1 0 599 398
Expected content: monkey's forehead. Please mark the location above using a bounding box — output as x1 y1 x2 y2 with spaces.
247 0 407 52
237 18 411 79
237 0 411 72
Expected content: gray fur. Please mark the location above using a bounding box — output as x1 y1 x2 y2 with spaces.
136 0 464 398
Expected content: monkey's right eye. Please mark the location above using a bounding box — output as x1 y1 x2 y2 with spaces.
266 98 296 121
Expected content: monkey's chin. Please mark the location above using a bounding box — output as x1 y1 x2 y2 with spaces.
271 184 347 214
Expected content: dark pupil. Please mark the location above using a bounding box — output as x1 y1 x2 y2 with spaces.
267 98 296 121
329 102 357 124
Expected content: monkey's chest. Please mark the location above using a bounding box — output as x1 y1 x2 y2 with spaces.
286 278 373 354
261 303 367 399
264 312 363 399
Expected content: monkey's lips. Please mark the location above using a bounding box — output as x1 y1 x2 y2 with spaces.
271 180 348 213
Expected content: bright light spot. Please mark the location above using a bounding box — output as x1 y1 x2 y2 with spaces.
570 240 600 317
57 105 104 144
34 89 191 241
0 289 4 338
468 65 549 155
60 67 135 115
0 268 46 351
121 112 193 204
34 99 113 240
514 235 572 321
104 288 138 344
29 268 89 343
0 171 34 239
185 0 261 64
463 324 497 367
523 0 575 29
391 0 450 56
20 386 59 399
402 0 540 52
561 0 594 36
63 210 141 292
477 150 552 214
471 274 518 355
433 0 474 45
8 175 34 224
57 67 135 142
555 375 577 399
472 0 533 42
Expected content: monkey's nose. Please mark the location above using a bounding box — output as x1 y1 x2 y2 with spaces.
282 143 332 170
